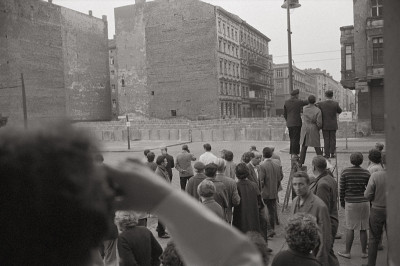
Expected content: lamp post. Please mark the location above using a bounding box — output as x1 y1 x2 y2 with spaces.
281 0 301 94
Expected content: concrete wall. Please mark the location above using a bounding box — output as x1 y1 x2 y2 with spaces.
0 0 110 126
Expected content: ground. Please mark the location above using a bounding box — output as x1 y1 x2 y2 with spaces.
101 138 387 266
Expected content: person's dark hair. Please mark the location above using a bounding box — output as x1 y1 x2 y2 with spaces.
368 149 382 164
242 151 255 164
375 143 384 152
246 231 269 266
308 95 316 104
262 147 273 159
224 150 234 162
160 241 184 266
182 144 189 151
350 152 363 166
204 163 218 178
325 90 333 98
203 143 212 151
0 123 114 266
235 162 249 180
312 155 327 171
156 155 166 165
293 171 310 184
285 213 320 254
147 151 155 163
161 147 168 152
144 149 150 156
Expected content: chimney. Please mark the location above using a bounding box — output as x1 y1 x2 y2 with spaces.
102 15 107 22
89 10 92 16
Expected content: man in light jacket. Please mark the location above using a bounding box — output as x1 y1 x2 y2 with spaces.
175 144 196 190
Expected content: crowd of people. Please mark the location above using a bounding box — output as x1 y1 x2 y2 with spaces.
0 112 387 266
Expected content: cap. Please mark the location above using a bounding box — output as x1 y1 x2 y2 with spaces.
325 90 333 98
290 89 299 96
194 161 206 170
182 144 189 150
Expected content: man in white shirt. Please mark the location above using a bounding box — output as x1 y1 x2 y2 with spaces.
198 143 218 165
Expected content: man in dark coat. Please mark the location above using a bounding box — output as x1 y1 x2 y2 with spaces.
284 89 308 156
161 147 175 181
317 90 342 158
185 161 207 201
232 163 262 234
259 147 283 236
310 156 340 266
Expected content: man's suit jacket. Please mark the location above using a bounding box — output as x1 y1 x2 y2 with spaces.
259 159 283 200
175 150 196 178
293 192 332 266
317 99 342 130
284 98 308 127
247 163 261 192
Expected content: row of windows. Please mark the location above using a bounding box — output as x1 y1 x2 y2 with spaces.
220 59 240 78
344 37 383 70
219 39 239 58
218 20 239 42
240 31 267 55
220 81 241 97
220 101 240 118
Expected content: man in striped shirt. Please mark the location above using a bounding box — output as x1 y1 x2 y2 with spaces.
338 152 371 259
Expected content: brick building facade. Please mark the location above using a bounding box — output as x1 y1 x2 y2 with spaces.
0 0 111 125
114 0 273 120
340 0 384 133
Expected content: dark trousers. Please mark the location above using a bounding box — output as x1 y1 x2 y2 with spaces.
329 220 340 266
180 175 193 190
156 221 166 236
259 207 269 242
263 199 277 231
322 130 337 155
288 126 302 155
299 143 323 164
368 208 387 266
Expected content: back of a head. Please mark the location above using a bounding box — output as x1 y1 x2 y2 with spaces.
204 163 218 177
0 123 113 266
215 157 226 172
312 155 327 171
286 213 319 254
156 155 166 165
375 142 384 152
369 149 382 164
224 150 234 162
235 162 249 180
160 241 184 266
308 95 316 104
262 147 273 159
147 151 156 163
114 210 139 232
242 151 255 164
325 90 333 98
350 152 363 166
203 143 212 151
144 149 151 156
182 144 189 151
197 179 216 198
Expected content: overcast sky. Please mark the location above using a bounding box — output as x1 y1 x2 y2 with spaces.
52 0 354 81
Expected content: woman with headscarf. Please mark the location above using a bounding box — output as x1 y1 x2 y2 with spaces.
232 163 262 234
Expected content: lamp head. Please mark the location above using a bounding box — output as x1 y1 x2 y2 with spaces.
281 0 301 9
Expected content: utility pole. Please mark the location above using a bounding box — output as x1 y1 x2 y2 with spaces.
21 73 28 129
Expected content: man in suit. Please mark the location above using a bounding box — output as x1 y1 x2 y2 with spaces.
247 151 262 191
175 144 196 190
317 90 342 158
161 147 175 181
259 147 283 237
284 89 308 156
292 171 332 266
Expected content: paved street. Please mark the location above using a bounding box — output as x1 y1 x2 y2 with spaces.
101 137 387 266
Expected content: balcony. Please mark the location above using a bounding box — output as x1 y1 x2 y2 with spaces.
248 57 268 71
248 74 268 88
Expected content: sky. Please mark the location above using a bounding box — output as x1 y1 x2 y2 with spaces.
52 0 354 81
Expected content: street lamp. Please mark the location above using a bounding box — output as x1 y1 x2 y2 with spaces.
281 0 301 94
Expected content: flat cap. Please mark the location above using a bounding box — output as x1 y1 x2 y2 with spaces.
194 161 206 170
290 89 299 96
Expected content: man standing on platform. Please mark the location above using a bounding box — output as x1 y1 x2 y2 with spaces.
317 90 342 158
284 89 308 157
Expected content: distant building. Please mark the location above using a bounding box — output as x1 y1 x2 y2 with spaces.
340 0 384 133
273 64 317 116
0 0 111 125
114 0 273 120
109 37 119 119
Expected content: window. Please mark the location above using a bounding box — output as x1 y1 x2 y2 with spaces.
111 70 115 76
220 60 223 74
371 0 383 17
223 24 225 35
345 45 353 70
276 69 283 77
218 21 221 32
121 78 125 87
220 82 224 94
112 99 117 108
232 29 234 39
219 40 221 51
151 91 154 95
227 26 230 37
223 42 226 53
228 44 230 55
171 110 177 117
235 31 238 41
373 37 384 65
224 61 227 74
110 57 114 65
112 84 116 93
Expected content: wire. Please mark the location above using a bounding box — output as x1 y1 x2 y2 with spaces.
294 58 341 63
274 49 341 58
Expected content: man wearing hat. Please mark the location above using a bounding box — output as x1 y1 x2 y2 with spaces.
317 90 342 158
185 161 207 201
175 144 196 190
284 89 308 156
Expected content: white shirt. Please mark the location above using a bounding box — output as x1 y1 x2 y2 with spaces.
198 152 218 165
